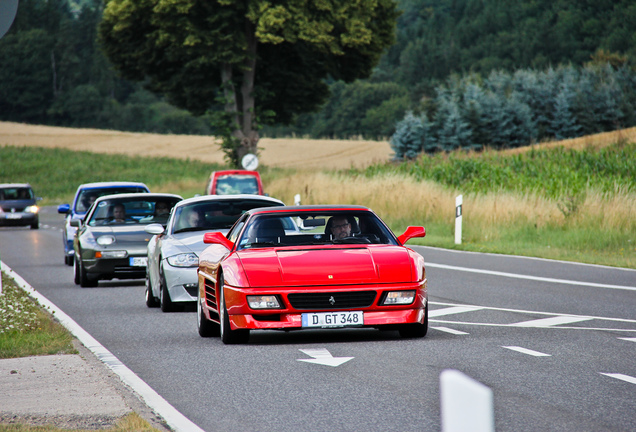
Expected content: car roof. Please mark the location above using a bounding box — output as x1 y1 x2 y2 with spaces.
0 183 32 189
246 204 371 216
76 181 149 191
93 192 182 203
174 194 283 208
211 170 259 176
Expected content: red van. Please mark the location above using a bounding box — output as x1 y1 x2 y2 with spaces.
204 170 264 195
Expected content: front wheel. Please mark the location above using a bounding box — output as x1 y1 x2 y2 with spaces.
219 275 249 344
398 305 428 338
197 289 219 337
145 272 159 308
159 264 175 312
78 257 98 288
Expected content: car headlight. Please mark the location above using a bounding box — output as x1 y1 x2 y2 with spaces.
247 295 281 309
25 205 39 214
96 235 115 246
382 290 416 305
166 253 199 268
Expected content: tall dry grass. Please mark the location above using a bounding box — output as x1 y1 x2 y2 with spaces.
268 171 636 243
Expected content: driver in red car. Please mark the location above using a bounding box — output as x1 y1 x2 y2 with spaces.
329 215 352 240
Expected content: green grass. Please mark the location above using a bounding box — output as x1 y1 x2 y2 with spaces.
0 273 75 359
358 140 636 198
0 413 162 432
0 145 221 203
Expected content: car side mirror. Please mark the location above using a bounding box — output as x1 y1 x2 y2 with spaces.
58 204 70 214
144 223 165 235
203 231 234 250
397 226 426 244
70 219 81 228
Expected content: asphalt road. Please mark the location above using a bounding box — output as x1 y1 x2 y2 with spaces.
1 206 635 432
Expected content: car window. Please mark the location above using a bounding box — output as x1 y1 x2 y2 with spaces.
172 199 281 234
75 187 148 212
237 211 398 250
87 198 178 226
0 187 33 200
215 174 259 195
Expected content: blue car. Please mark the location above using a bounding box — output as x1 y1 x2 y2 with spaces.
58 181 150 265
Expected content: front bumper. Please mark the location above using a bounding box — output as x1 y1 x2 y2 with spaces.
0 213 38 227
83 255 147 281
213 281 427 331
164 265 198 303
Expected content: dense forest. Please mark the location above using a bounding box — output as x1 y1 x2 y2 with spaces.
1 0 636 146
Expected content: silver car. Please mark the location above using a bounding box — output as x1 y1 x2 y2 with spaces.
73 193 183 287
144 194 285 312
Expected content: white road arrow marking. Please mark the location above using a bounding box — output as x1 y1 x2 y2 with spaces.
297 348 354 367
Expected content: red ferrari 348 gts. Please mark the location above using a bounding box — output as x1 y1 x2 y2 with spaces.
196 205 427 344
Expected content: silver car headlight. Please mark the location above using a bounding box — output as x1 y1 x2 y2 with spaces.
96 235 115 246
167 253 199 268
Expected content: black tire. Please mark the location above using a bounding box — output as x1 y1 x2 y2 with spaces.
145 272 159 308
64 254 73 266
399 304 428 338
197 288 220 337
219 275 249 344
78 257 98 288
159 264 175 312
30 220 39 229
73 256 80 285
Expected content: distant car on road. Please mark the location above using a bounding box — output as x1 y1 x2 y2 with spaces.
196 205 428 344
144 194 284 312
204 170 264 195
58 182 150 265
72 192 182 287
0 183 41 229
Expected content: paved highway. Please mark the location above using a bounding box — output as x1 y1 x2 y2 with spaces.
1 206 635 432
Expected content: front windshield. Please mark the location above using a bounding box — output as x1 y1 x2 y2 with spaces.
215 174 259 195
171 199 282 234
87 197 179 226
0 187 33 200
76 187 148 212
237 210 398 250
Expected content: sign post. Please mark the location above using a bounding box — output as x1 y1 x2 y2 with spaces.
455 195 462 245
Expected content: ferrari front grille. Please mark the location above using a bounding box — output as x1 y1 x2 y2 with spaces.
287 291 376 310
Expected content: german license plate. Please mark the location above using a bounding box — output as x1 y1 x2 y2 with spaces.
6 214 21 219
301 311 364 328
129 257 147 267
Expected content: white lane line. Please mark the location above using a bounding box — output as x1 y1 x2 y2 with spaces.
430 320 636 332
432 327 469 335
618 337 636 342
429 306 483 317
502 346 551 357
1 261 204 432
600 373 636 385
430 301 636 325
427 262 636 291
510 316 593 327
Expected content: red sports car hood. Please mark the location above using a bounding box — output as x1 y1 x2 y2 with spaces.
237 246 414 287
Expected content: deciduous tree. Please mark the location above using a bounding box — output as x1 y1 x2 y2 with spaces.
98 0 399 166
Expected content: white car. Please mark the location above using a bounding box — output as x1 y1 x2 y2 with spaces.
144 194 285 312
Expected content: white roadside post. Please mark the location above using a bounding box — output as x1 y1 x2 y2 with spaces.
294 194 301 206
455 195 463 244
440 369 494 432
